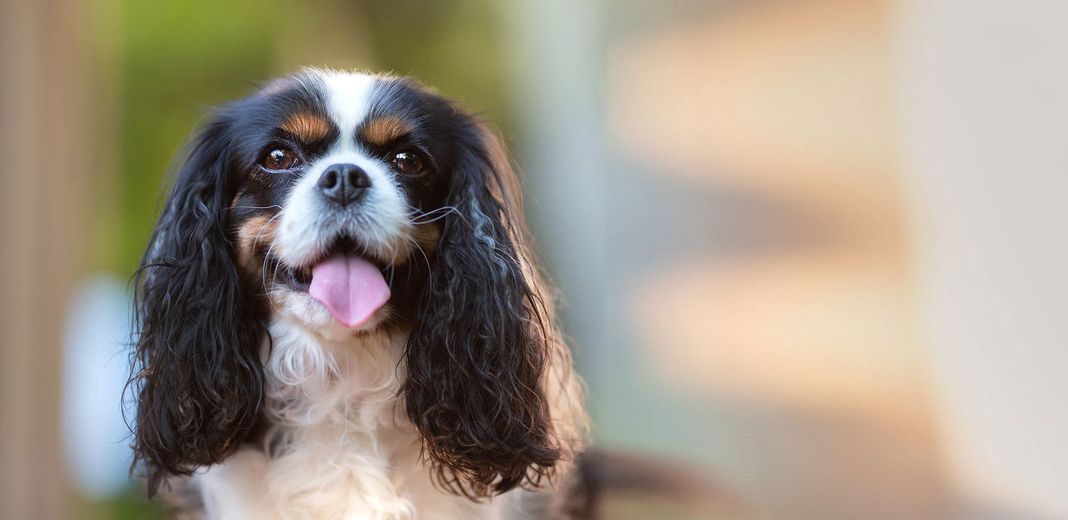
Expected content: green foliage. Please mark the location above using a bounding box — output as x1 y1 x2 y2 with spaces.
358 0 511 121
79 487 166 520
107 0 282 276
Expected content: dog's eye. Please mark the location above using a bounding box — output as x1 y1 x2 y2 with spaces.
392 151 424 175
260 147 300 171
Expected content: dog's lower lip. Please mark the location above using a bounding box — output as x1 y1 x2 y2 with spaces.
291 267 312 286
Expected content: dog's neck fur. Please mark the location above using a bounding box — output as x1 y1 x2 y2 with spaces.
192 318 514 520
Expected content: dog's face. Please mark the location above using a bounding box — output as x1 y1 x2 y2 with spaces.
131 69 568 498
225 71 464 334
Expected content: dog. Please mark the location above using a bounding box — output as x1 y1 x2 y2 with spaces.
129 68 590 519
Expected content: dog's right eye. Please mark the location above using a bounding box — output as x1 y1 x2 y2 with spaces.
260 147 301 171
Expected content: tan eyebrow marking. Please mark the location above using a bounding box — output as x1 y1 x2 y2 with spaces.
280 112 331 143
360 116 411 146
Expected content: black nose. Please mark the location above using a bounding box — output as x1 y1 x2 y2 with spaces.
317 163 371 205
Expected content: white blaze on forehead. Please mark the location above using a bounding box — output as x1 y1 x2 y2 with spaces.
317 70 377 141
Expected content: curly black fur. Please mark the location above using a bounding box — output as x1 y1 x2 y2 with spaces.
404 119 562 498
129 115 267 496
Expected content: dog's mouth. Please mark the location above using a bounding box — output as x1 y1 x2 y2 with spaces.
269 236 392 328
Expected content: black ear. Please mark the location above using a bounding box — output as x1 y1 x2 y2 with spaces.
129 116 266 495
404 119 562 498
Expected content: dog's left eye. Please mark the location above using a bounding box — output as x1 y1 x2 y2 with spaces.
260 147 300 171
392 151 424 175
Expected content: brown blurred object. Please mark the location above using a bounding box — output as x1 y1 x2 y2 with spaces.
578 450 745 520
0 0 90 518
606 0 949 517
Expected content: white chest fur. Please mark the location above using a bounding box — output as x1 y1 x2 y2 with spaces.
193 319 512 520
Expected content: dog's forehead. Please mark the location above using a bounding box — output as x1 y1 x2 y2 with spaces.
271 69 428 148
316 70 377 135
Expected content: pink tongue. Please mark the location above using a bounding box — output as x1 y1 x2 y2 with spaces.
309 255 391 328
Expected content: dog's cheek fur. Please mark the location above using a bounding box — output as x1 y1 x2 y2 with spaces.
234 213 279 278
409 222 442 257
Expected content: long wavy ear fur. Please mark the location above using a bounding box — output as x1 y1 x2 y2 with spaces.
129 115 266 495
404 117 565 498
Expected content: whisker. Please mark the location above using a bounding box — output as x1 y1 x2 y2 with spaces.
261 242 281 313
230 204 284 211
407 205 457 217
254 212 285 313
408 205 461 225
403 234 433 276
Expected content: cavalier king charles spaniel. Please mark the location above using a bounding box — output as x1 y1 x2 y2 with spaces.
129 68 589 519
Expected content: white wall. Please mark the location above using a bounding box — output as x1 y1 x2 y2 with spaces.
898 1 1068 516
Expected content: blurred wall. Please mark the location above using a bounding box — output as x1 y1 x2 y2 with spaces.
899 0 1068 517
0 0 89 518
571 0 948 517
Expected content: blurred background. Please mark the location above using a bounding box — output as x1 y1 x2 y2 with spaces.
2 0 1067 518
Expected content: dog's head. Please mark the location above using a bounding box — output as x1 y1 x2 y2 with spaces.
131 69 576 497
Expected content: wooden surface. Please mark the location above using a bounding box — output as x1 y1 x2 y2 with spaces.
0 0 90 517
